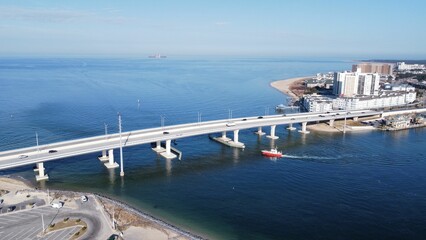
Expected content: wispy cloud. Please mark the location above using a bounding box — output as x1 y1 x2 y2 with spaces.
0 6 126 24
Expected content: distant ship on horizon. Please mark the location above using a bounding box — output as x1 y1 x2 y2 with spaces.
148 54 167 59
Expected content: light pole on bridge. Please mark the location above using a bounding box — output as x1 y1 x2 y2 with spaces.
343 114 347 134
118 113 124 177
104 123 108 139
228 109 233 120
35 132 40 152
161 115 166 129
265 106 269 116
198 112 202 124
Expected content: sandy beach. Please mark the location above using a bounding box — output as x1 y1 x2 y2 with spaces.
306 120 377 133
270 76 314 101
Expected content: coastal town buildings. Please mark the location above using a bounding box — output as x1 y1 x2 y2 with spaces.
302 91 416 112
305 79 333 89
352 63 393 75
397 62 426 71
302 67 417 112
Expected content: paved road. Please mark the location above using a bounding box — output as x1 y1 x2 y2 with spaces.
0 196 112 240
0 110 381 170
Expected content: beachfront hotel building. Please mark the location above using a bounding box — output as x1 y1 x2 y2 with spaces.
333 70 380 97
352 63 393 75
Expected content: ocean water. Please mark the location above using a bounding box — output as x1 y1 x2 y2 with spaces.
1 57 425 240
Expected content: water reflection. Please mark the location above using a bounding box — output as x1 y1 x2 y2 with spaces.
166 158 172 176
300 132 307 145
232 148 240 163
390 129 409 139
108 168 115 185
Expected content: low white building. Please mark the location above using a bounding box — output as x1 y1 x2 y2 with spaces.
397 62 426 71
302 94 333 112
303 91 417 112
383 84 416 91
332 91 416 110
385 116 411 129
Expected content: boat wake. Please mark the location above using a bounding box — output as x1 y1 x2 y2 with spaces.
283 154 340 160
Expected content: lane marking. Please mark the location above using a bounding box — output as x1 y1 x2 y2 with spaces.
1 229 19 239
27 227 43 239
57 226 79 240
14 226 35 239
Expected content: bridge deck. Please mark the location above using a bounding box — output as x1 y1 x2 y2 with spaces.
0 110 384 170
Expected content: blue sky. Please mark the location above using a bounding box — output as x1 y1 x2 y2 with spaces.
1 0 425 58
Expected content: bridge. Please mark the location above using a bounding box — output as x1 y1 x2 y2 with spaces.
0 110 384 181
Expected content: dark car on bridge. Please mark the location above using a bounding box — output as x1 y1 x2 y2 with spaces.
48 150 58 153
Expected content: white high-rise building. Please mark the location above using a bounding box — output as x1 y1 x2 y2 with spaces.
333 71 358 97
333 70 380 97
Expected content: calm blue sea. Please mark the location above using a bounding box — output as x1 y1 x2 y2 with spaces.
1 57 425 240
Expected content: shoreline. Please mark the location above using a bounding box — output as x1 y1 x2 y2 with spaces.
270 76 314 101
95 193 205 240
0 175 205 240
270 76 380 133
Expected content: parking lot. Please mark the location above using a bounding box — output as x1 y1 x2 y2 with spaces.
0 205 80 240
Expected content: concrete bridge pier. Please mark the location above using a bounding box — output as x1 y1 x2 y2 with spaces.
267 125 279 139
152 141 165 153
160 140 177 159
211 130 245 148
222 131 230 140
255 127 265 135
233 130 240 143
329 119 335 127
104 149 119 169
298 122 310 134
287 123 296 131
35 162 49 181
98 150 109 161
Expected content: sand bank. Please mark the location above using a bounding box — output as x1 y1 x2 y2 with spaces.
307 121 377 133
270 76 314 100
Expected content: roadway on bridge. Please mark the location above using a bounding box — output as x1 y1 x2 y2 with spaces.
0 110 380 171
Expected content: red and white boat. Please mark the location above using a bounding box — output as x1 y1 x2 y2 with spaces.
261 148 283 158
